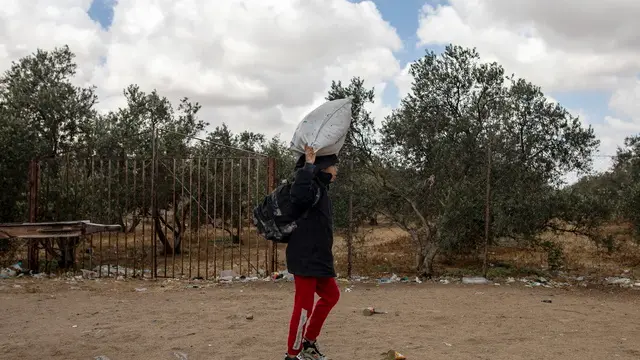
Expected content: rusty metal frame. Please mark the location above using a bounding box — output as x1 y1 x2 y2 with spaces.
21 150 276 279
0 221 121 239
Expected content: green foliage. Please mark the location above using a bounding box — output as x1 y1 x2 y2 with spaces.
570 135 640 243
555 133 640 248
325 78 381 229
259 134 297 183
377 45 599 275
326 77 376 162
613 136 640 237
540 240 565 271
0 46 97 222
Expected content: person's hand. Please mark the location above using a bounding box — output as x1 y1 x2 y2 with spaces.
304 145 316 164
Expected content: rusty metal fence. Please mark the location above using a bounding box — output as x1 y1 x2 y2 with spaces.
21 152 279 279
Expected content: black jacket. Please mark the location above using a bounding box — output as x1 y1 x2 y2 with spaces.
285 156 337 278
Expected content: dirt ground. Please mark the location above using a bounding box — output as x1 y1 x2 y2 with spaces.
0 279 639 360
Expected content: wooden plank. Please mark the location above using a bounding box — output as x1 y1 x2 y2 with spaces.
0 221 121 239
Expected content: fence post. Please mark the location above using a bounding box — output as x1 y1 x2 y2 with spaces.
347 159 354 279
27 160 39 273
266 157 276 274
151 126 158 278
482 137 492 278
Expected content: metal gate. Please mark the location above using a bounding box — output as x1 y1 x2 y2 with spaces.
24 152 278 279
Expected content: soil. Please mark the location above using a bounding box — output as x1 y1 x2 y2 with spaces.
1 278 639 360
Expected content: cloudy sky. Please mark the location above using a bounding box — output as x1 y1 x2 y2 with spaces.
1 0 639 175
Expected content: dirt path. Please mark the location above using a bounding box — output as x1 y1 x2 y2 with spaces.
0 279 639 360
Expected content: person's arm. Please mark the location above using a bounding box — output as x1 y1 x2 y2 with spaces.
290 162 318 207
290 145 318 207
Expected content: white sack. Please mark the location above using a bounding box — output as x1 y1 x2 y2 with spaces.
289 97 353 156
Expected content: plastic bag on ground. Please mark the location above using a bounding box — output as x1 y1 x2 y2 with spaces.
289 97 353 156
462 276 490 285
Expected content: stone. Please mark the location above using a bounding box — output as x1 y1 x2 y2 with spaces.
385 350 406 360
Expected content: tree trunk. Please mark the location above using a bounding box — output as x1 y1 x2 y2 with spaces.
224 227 240 245
156 210 186 256
419 243 439 278
209 217 241 245
117 212 126 233
415 252 425 273
173 202 190 254
154 216 174 255
233 217 242 245
412 230 439 278
127 215 142 233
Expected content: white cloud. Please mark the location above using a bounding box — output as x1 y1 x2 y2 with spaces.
609 79 640 120
0 0 108 87
394 61 413 101
0 0 403 143
415 0 640 176
416 0 640 92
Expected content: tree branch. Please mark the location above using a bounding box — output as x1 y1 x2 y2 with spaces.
158 211 176 233
366 160 431 234
544 222 597 239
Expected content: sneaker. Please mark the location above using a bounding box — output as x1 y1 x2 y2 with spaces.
283 354 303 360
299 340 327 360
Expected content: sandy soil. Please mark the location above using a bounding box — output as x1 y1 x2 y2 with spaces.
0 279 639 360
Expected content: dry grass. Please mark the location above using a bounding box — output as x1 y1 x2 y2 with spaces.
333 224 415 277
333 221 640 279
5 219 640 279
5 219 287 279
543 223 640 274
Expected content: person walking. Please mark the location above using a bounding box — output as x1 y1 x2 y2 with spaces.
284 145 340 360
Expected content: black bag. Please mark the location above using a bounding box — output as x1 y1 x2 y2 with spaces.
252 179 320 243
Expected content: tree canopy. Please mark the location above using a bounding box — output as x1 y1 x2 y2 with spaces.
375 45 599 275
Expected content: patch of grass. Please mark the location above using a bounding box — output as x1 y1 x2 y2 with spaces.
486 265 548 279
333 232 415 278
440 263 549 279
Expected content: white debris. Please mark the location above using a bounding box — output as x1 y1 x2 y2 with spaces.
605 277 632 285
81 269 98 279
173 351 188 360
462 277 490 285
92 265 146 277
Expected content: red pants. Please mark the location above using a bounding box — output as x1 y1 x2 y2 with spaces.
287 275 340 355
